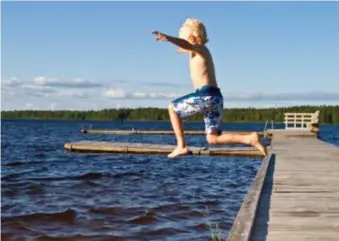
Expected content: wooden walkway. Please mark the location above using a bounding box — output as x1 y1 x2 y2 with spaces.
64 141 265 157
226 129 339 241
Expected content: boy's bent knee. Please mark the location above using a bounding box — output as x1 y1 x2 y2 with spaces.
206 134 218 145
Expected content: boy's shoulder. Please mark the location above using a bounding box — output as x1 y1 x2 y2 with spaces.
191 44 210 57
193 44 208 51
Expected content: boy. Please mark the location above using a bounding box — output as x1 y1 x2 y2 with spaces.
152 18 267 158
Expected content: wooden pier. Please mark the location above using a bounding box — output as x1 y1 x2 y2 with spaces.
64 141 265 157
226 128 339 241
80 128 265 136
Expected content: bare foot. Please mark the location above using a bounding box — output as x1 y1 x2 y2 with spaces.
248 132 268 157
168 146 191 158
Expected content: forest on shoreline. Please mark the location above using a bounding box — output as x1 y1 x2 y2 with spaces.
1 105 339 123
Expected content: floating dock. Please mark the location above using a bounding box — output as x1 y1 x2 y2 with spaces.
226 129 339 241
80 128 266 136
64 141 265 157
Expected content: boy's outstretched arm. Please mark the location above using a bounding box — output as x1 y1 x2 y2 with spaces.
152 31 195 51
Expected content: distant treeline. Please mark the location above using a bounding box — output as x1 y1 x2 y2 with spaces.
1 105 339 123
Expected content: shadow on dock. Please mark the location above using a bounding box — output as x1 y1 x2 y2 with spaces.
250 154 276 241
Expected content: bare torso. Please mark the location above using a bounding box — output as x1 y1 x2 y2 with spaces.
189 45 218 89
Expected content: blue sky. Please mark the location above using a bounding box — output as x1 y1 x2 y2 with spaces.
2 1 339 110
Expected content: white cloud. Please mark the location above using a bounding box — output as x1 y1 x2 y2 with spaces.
22 84 57 93
2 76 339 111
25 102 39 110
21 84 57 98
32 76 50 86
1 77 22 90
32 76 102 88
103 89 184 99
2 77 89 99
103 89 127 98
57 91 88 98
133 92 148 98
24 92 50 98
144 92 182 99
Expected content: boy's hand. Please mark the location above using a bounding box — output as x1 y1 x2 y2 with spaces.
152 31 167 41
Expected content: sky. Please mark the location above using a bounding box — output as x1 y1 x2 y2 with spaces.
1 1 339 110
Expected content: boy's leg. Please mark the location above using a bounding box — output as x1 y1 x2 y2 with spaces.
168 103 189 158
204 97 268 156
167 92 206 158
206 132 267 156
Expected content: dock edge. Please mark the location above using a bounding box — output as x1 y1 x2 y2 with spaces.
226 153 273 241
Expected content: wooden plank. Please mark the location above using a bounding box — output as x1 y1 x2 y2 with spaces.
80 128 266 136
64 141 266 157
250 131 339 241
284 113 316 115
226 154 274 241
267 129 318 139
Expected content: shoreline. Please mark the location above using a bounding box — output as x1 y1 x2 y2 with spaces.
2 118 339 126
1 118 279 124
1 105 338 124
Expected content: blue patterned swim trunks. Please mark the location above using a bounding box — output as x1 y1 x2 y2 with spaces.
171 85 224 135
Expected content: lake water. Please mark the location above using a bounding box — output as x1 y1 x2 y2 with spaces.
1 120 338 240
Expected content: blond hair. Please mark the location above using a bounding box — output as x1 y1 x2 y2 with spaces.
179 18 208 45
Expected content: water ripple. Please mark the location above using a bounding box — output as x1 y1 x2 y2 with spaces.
2 120 337 240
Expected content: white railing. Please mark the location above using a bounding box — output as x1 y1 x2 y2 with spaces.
284 110 320 129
